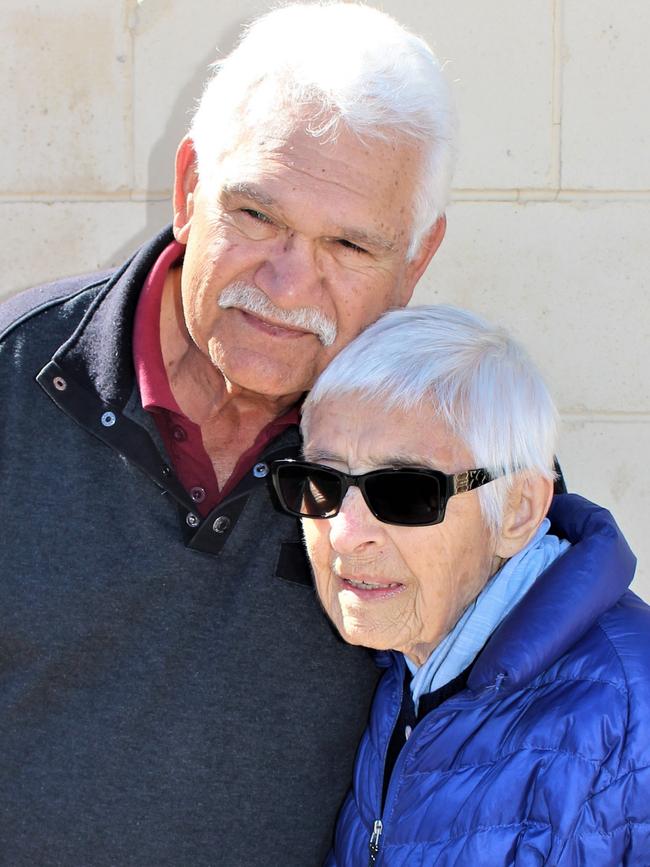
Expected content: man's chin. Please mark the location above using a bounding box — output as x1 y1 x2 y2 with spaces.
215 359 311 404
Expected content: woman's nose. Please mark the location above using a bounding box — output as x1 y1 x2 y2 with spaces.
327 487 387 554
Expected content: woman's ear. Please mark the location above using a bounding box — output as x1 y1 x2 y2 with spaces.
495 474 554 560
172 136 200 244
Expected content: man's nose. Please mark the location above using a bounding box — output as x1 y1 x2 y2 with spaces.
328 487 387 555
255 232 323 303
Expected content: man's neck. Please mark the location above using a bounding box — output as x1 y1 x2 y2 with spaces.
159 268 299 480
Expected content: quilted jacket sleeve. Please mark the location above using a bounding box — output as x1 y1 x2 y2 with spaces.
552 764 650 865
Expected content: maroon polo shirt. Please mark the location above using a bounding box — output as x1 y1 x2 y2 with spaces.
132 241 300 516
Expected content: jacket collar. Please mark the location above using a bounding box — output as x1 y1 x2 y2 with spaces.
468 493 636 694
35 225 302 555
51 225 175 409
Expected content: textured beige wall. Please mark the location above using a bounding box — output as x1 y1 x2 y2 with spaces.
2 1 648 598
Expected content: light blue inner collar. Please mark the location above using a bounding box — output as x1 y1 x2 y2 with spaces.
405 518 571 712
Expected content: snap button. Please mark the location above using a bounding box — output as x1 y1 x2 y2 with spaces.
162 465 172 477
212 515 231 534
53 376 67 391
190 486 206 503
172 425 187 442
186 513 200 528
253 462 269 479
101 411 117 427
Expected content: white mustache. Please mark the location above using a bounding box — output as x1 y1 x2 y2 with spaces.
218 283 338 347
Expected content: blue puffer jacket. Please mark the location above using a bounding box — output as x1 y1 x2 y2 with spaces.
328 495 650 866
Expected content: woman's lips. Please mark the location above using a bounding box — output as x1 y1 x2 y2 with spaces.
338 575 404 600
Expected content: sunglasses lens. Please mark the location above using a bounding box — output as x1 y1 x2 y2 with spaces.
365 471 443 526
277 465 342 518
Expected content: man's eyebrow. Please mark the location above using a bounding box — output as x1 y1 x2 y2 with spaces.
221 183 395 252
338 227 396 254
221 182 276 207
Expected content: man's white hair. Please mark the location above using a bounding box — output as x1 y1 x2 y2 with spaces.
189 2 457 259
301 305 559 531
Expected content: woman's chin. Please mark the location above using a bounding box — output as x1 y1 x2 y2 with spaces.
337 616 393 652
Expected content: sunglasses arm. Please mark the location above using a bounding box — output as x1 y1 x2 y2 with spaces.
452 468 494 495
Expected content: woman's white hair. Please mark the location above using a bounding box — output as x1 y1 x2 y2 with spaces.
189 2 457 259
301 305 559 531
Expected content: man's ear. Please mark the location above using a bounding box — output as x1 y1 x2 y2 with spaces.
399 214 447 305
173 136 200 244
495 474 554 560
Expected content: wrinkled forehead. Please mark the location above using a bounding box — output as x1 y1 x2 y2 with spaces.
196 104 297 181
197 92 420 191
301 396 470 473
208 74 352 150
196 112 422 263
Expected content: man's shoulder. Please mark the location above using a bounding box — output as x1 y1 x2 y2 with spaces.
0 269 115 344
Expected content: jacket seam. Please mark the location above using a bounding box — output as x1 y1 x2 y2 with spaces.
571 819 650 840
588 761 650 799
379 820 650 856
0 278 109 345
381 672 625 827
553 730 644 860
403 675 627 770
509 672 628 700
554 817 650 863
381 820 550 850
594 619 631 782
402 744 613 785
54 240 150 358
443 674 627 716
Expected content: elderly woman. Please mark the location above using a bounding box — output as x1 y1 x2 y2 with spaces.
271 305 650 866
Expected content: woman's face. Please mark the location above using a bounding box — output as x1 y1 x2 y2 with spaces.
301 398 502 666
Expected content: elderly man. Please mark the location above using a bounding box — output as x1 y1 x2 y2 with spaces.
271 305 650 865
0 4 454 865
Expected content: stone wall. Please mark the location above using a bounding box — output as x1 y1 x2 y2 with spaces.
3 0 648 597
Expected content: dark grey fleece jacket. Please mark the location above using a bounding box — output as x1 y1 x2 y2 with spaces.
0 226 379 867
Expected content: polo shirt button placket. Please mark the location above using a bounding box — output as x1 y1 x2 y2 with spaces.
212 516 231 534
190 486 206 504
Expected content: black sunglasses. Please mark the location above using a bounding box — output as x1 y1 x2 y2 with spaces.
271 459 499 527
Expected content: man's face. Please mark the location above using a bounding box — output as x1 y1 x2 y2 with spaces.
301 398 501 666
173 118 443 401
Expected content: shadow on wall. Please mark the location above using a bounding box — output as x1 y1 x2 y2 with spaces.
108 12 250 266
